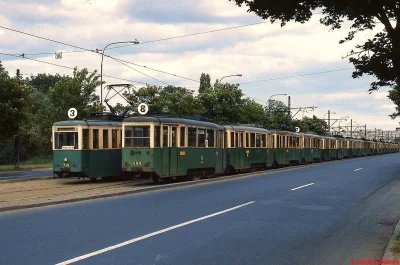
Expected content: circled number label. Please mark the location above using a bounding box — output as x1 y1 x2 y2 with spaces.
68 108 77 119
137 103 149 115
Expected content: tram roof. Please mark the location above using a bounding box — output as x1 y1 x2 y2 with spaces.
53 119 122 127
123 116 224 129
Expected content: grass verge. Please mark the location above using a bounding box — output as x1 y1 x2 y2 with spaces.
0 157 52 172
392 233 400 255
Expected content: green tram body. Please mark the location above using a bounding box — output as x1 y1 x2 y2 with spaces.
52 115 400 182
52 117 123 181
121 116 400 182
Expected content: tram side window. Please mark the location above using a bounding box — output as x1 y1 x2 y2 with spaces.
93 129 99 149
54 132 78 149
207 129 214 147
262 134 266 147
198 129 205 147
188 127 196 147
224 132 228 148
112 130 117 148
231 132 235 148
256 134 261 147
180 127 186 147
250 133 256 147
103 129 109 149
154 126 161 147
82 129 89 149
162 126 168 147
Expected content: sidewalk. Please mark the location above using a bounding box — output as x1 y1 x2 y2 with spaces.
382 218 400 260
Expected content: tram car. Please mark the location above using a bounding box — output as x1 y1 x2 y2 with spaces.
52 113 123 181
120 116 400 182
53 114 400 182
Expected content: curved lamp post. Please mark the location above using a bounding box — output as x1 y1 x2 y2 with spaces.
219 74 242 83
100 39 139 105
268 93 287 101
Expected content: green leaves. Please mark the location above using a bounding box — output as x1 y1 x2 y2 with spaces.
228 0 400 115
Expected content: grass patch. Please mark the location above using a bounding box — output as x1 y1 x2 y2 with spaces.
393 233 400 255
0 157 52 172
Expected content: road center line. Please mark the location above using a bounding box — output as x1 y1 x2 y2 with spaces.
291 183 314 191
354 168 362 171
55 201 255 265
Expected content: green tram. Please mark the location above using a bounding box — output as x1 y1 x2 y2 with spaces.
121 116 225 182
52 113 123 181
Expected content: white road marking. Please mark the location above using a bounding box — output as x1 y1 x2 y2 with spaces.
291 183 314 191
354 168 362 171
55 201 255 265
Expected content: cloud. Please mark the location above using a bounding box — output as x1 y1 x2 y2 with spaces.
0 0 398 130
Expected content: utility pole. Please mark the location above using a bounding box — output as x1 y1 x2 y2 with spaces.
364 124 367 138
15 69 20 170
288 96 291 116
350 119 353 138
328 110 331 135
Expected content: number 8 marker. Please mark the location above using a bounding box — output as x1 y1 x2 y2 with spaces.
137 103 149 115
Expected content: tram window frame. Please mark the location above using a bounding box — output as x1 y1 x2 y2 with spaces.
162 126 168 147
103 129 109 149
198 128 206 147
250 133 256 147
93 129 99 149
262 134 267 147
207 129 215 147
82 129 89 149
180 127 185 147
255 134 261 147
112 129 117 148
54 131 78 150
154 126 161 147
188 127 197 147
124 126 151 148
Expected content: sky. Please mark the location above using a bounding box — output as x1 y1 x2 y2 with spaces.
0 0 399 131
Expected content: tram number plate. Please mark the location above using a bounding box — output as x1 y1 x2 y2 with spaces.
132 161 142 166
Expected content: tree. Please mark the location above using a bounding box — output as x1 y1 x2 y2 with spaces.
124 85 204 116
229 0 400 116
30 67 103 156
0 62 32 140
27 73 65 94
199 73 211 93
263 100 292 129
292 115 328 135
198 82 245 123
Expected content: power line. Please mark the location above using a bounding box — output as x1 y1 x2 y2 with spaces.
238 68 354 85
0 25 199 84
0 52 156 86
110 57 170 86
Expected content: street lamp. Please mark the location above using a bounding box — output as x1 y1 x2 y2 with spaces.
219 74 242 83
100 39 139 106
268 93 287 101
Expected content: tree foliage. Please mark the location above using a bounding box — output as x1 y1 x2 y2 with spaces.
0 62 32 140
263 99 292 129
292 115 328 135
229 0 400 117
199 73 211 93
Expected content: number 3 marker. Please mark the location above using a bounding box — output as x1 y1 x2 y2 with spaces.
68 108 78 119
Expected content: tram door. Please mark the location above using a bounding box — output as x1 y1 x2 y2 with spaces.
161 125 179 176
236 131 245 169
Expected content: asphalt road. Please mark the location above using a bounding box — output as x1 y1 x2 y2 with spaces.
0 170 53 180
1 154 400 265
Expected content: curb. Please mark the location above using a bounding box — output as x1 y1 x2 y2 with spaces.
0 168 52 174
382 219 400 260
0 153 396 213
0 176 55 183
